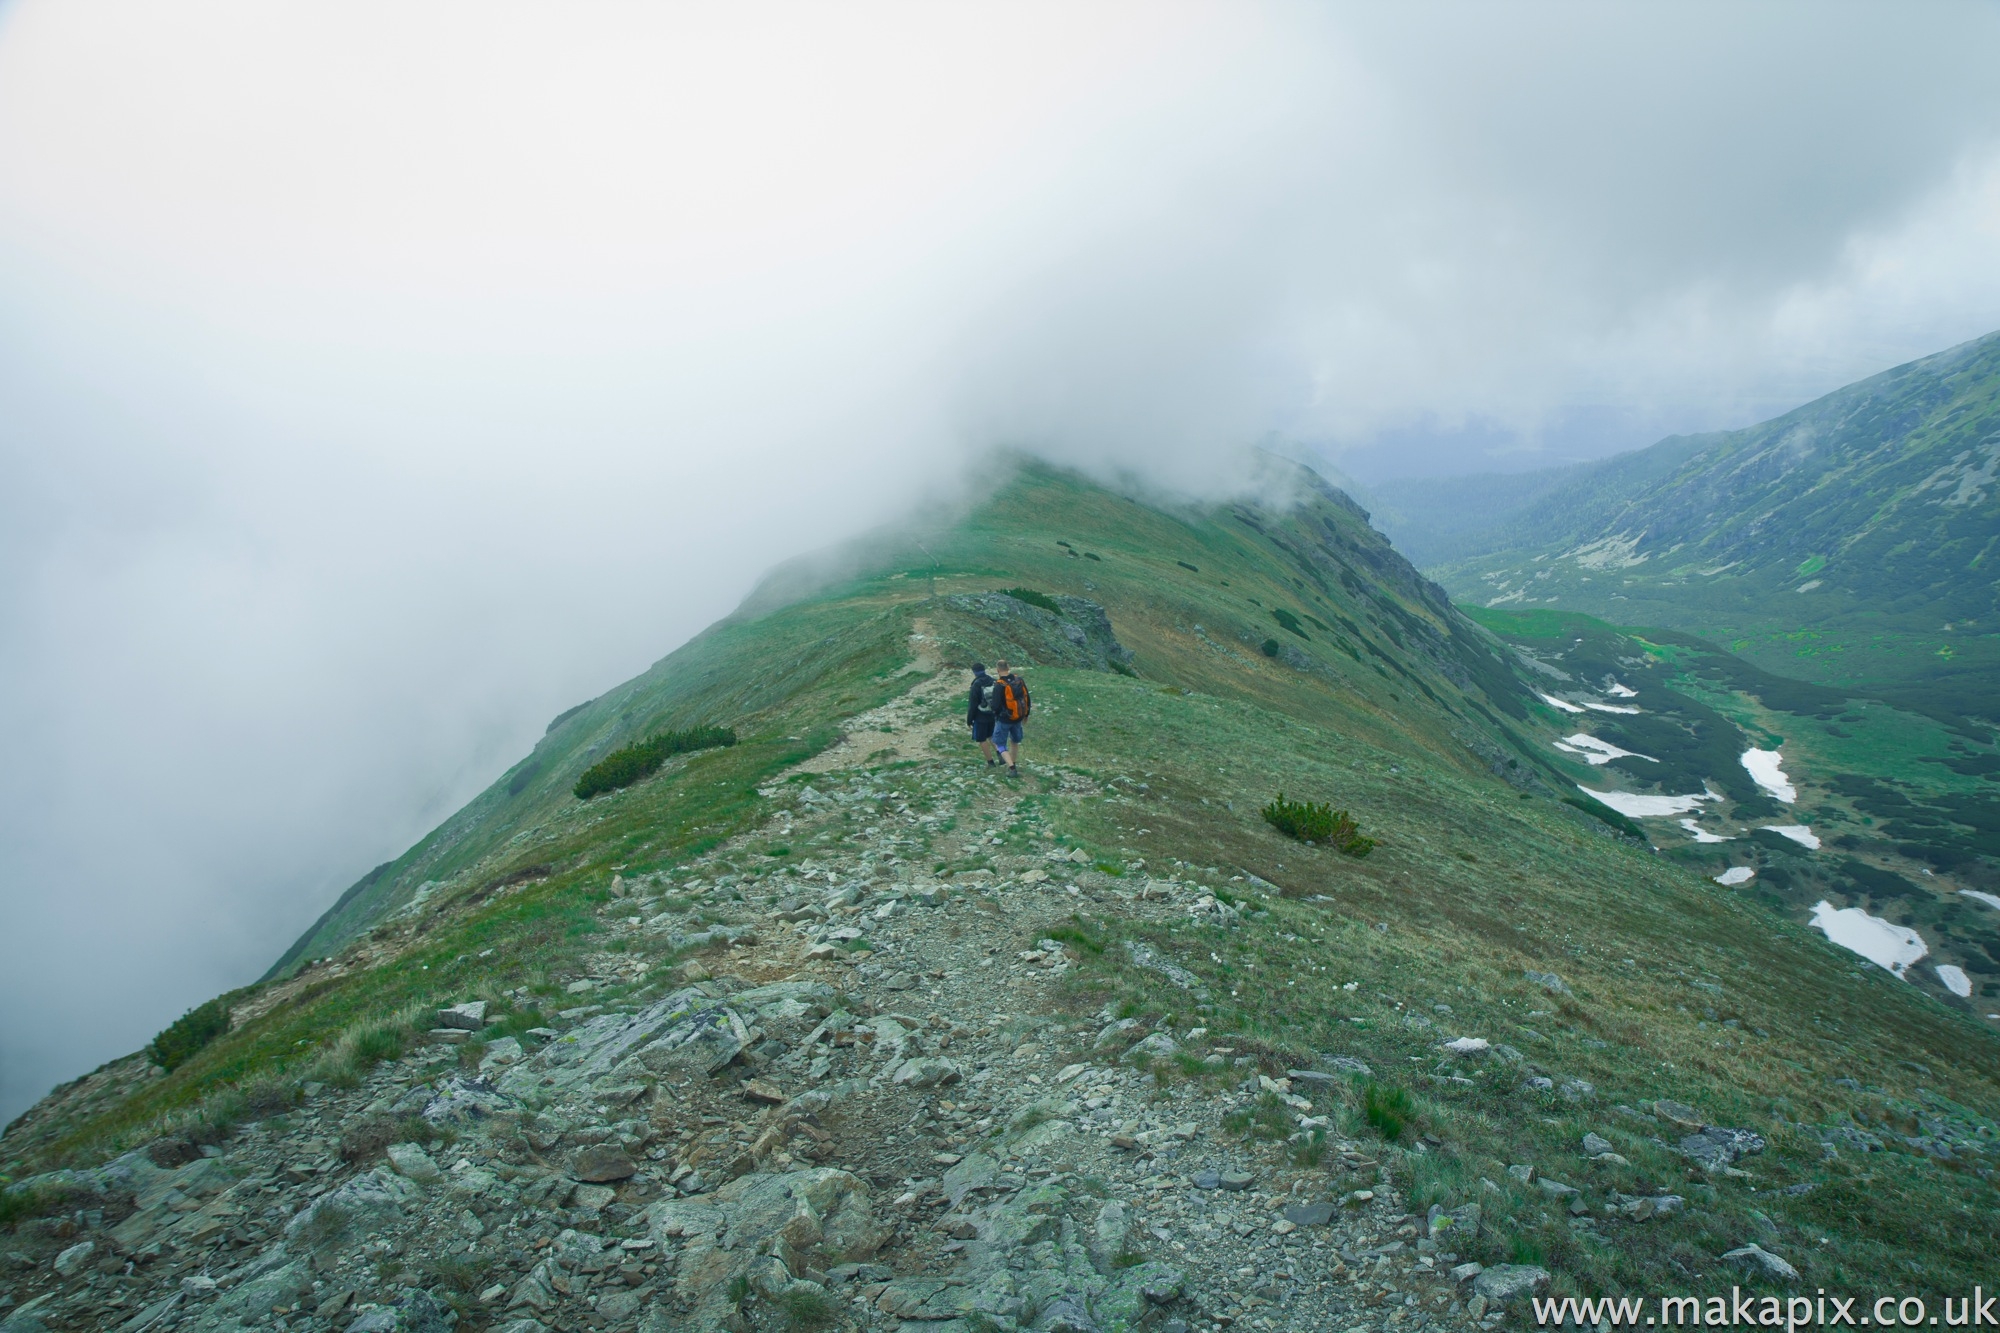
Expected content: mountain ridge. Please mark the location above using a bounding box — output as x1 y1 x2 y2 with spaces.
3 458 1996 1326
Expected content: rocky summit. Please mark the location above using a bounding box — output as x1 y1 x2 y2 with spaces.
3 460 1997 1329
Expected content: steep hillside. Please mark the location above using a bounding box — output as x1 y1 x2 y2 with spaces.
3 459 1997 1332
1419 332 2000 726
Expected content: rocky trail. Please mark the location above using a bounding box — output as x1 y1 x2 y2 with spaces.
0 688 1725 1333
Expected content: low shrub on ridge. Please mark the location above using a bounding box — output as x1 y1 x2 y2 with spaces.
1261 793 1374 857
147 997 231 1072
574 726 736 800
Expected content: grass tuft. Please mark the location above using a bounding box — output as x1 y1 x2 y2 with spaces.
1361 1080 1415 1142
782 1285 837 1329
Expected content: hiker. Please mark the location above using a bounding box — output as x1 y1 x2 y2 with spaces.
966 661 999 767
989 658 1031 776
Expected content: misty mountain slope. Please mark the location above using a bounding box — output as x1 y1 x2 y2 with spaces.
1365 435 1714 570
272 459 1544 977
1414 330 2000 725
5 459 1999 1318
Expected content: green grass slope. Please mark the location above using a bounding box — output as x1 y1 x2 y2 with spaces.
7 457 1997 1296
1420 331 2000 727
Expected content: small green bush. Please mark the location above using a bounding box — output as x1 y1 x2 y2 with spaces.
1002 587 1062 614
1261 638 1281 658
1291 1127 1330 1167
574 725 737 799
782 1286 837 1329
1176 561 1199 572
1363 1080 1415 1141
1044 920 1105 955
1223 1092 1295 1142
0 1183 55 1230
1261 794 1374 857
147 997 231 1071
1108 659 1137 677
238 1074 298 1117
1272 608 1310 640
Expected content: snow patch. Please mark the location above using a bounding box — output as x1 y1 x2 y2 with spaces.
1682 819 1732 844
1760 824 1820 849
1714 866 1755 885
1581 700 1642 715
1604 682 1638 698
1936 965 1973 998
1555 734 1656 766
1566 533 1649 570
1809 900 1927 978
1577 786 1716 818
1538 693 1585 714
1961 891 2000 912
1740 750 1796 803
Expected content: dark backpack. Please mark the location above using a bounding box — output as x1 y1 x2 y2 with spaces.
996 676 1030 722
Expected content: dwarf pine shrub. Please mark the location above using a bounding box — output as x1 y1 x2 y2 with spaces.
573 725 736 799
1272 608 1310 639
147 997 231 1071
1261 794 1374 857
1001 587 1062 614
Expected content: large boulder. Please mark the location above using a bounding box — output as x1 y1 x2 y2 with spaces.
284 1169 419 1250
1724 1243 1801 1282
655 1168 885 1327
877 1179 1180 1332
179 1257 310 1332
1680 1126 1767 1171
1473 1264 1551 1301
499 987 749 1102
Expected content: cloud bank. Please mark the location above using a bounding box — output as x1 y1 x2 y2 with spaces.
3 0 1999 1121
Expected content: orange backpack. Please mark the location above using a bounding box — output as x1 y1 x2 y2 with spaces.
996 676 1031 722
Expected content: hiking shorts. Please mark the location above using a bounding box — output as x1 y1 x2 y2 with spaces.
993 719 1023 750
970 716 995 743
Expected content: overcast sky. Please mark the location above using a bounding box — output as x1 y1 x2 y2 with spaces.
3 0 1999 1124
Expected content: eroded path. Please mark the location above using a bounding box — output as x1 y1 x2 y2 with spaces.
2 727 1509 1333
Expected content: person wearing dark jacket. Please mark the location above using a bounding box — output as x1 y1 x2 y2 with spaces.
966 663 998 768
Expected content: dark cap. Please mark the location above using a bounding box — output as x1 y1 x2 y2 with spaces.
971 662 985 672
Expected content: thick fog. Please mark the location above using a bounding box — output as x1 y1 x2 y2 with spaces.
3 0 1999 1124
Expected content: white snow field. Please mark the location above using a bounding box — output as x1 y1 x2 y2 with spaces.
1741 749 1798 803
1810 900 1928 978
1554 733 1656 766
1578 785 1716 818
